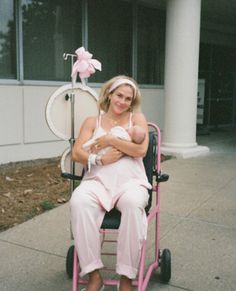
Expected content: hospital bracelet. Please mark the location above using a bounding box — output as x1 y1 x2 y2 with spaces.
95 155 103 166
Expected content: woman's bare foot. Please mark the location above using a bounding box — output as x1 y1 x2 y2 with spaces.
86 270 103 291
119 275 132 291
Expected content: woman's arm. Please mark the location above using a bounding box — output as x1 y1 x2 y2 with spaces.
95 112 149 158
71 116 96 166
72 116 124 166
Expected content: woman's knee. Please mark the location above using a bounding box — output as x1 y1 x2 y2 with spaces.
118 187 149 210
70 187 94 210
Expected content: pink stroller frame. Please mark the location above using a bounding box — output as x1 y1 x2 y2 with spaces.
64 122 171 291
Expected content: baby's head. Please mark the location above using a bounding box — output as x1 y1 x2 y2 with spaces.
128 125 146 144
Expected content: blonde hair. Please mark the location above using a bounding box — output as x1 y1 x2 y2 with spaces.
98 75 142 113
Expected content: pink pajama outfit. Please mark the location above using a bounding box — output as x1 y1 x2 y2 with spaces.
70 114 151 279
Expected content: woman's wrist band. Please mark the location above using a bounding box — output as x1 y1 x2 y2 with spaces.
88 154 103 171
88 154 97 172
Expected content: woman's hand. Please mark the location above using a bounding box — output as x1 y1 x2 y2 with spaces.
101 148 124 165
92 134 114 151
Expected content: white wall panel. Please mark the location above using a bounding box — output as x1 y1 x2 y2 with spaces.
23 86 61 143
0 140 68 165
0 86 23 146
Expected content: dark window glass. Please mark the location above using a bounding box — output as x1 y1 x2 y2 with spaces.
88 0 132 82
0 0 16 79
137 6 165 85
199 43 236 126
22 0 82 81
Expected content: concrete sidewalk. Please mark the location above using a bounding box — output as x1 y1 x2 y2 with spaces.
1 128 236 291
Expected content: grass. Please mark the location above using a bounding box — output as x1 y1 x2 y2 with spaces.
40 200 55 211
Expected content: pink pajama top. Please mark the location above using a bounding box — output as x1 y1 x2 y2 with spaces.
82 113 152 211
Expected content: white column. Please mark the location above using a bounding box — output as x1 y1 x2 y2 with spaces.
162 0 209 158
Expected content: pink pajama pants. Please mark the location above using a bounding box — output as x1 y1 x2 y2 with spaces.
70 180 149 279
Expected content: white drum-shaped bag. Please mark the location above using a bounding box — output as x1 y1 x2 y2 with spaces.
60 147 84 177
46 83 98 140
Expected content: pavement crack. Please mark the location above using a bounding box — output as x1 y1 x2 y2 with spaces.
168 283 193 290
0 238 65 258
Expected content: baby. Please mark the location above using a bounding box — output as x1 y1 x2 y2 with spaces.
83 125 146 155
128 125 146 144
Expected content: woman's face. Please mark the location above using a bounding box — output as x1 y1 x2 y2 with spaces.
109 85 133 114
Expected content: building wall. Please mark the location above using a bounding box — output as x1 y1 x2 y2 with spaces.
0 84 164 165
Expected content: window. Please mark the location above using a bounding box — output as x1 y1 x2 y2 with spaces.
88 0 132 82
137 6 165 85
0 1 166 84
22 0 82 81
0 0 16 79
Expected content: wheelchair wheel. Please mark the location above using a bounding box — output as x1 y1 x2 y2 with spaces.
66 245 74 278
159 248 171 283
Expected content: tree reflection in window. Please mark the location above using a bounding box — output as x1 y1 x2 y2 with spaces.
22 0 82 81
0 0 16 79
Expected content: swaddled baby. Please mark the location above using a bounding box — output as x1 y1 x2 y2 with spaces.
83 125 146 156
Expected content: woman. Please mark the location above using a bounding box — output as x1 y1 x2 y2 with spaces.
70 75 151 291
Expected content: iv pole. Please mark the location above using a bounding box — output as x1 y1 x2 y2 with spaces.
62 48 99 193
63 52 85 193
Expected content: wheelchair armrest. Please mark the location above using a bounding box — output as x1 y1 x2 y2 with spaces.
61 172 82 181
156 172 169 182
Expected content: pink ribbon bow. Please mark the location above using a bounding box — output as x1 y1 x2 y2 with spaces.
71 47 102 85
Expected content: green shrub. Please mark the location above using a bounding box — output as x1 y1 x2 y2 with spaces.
40 200 55 211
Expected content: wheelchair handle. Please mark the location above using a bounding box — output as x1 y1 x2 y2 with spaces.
61 172 82 181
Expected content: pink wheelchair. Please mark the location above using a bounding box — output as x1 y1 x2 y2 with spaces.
63 123 171 291
45 59 171 289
